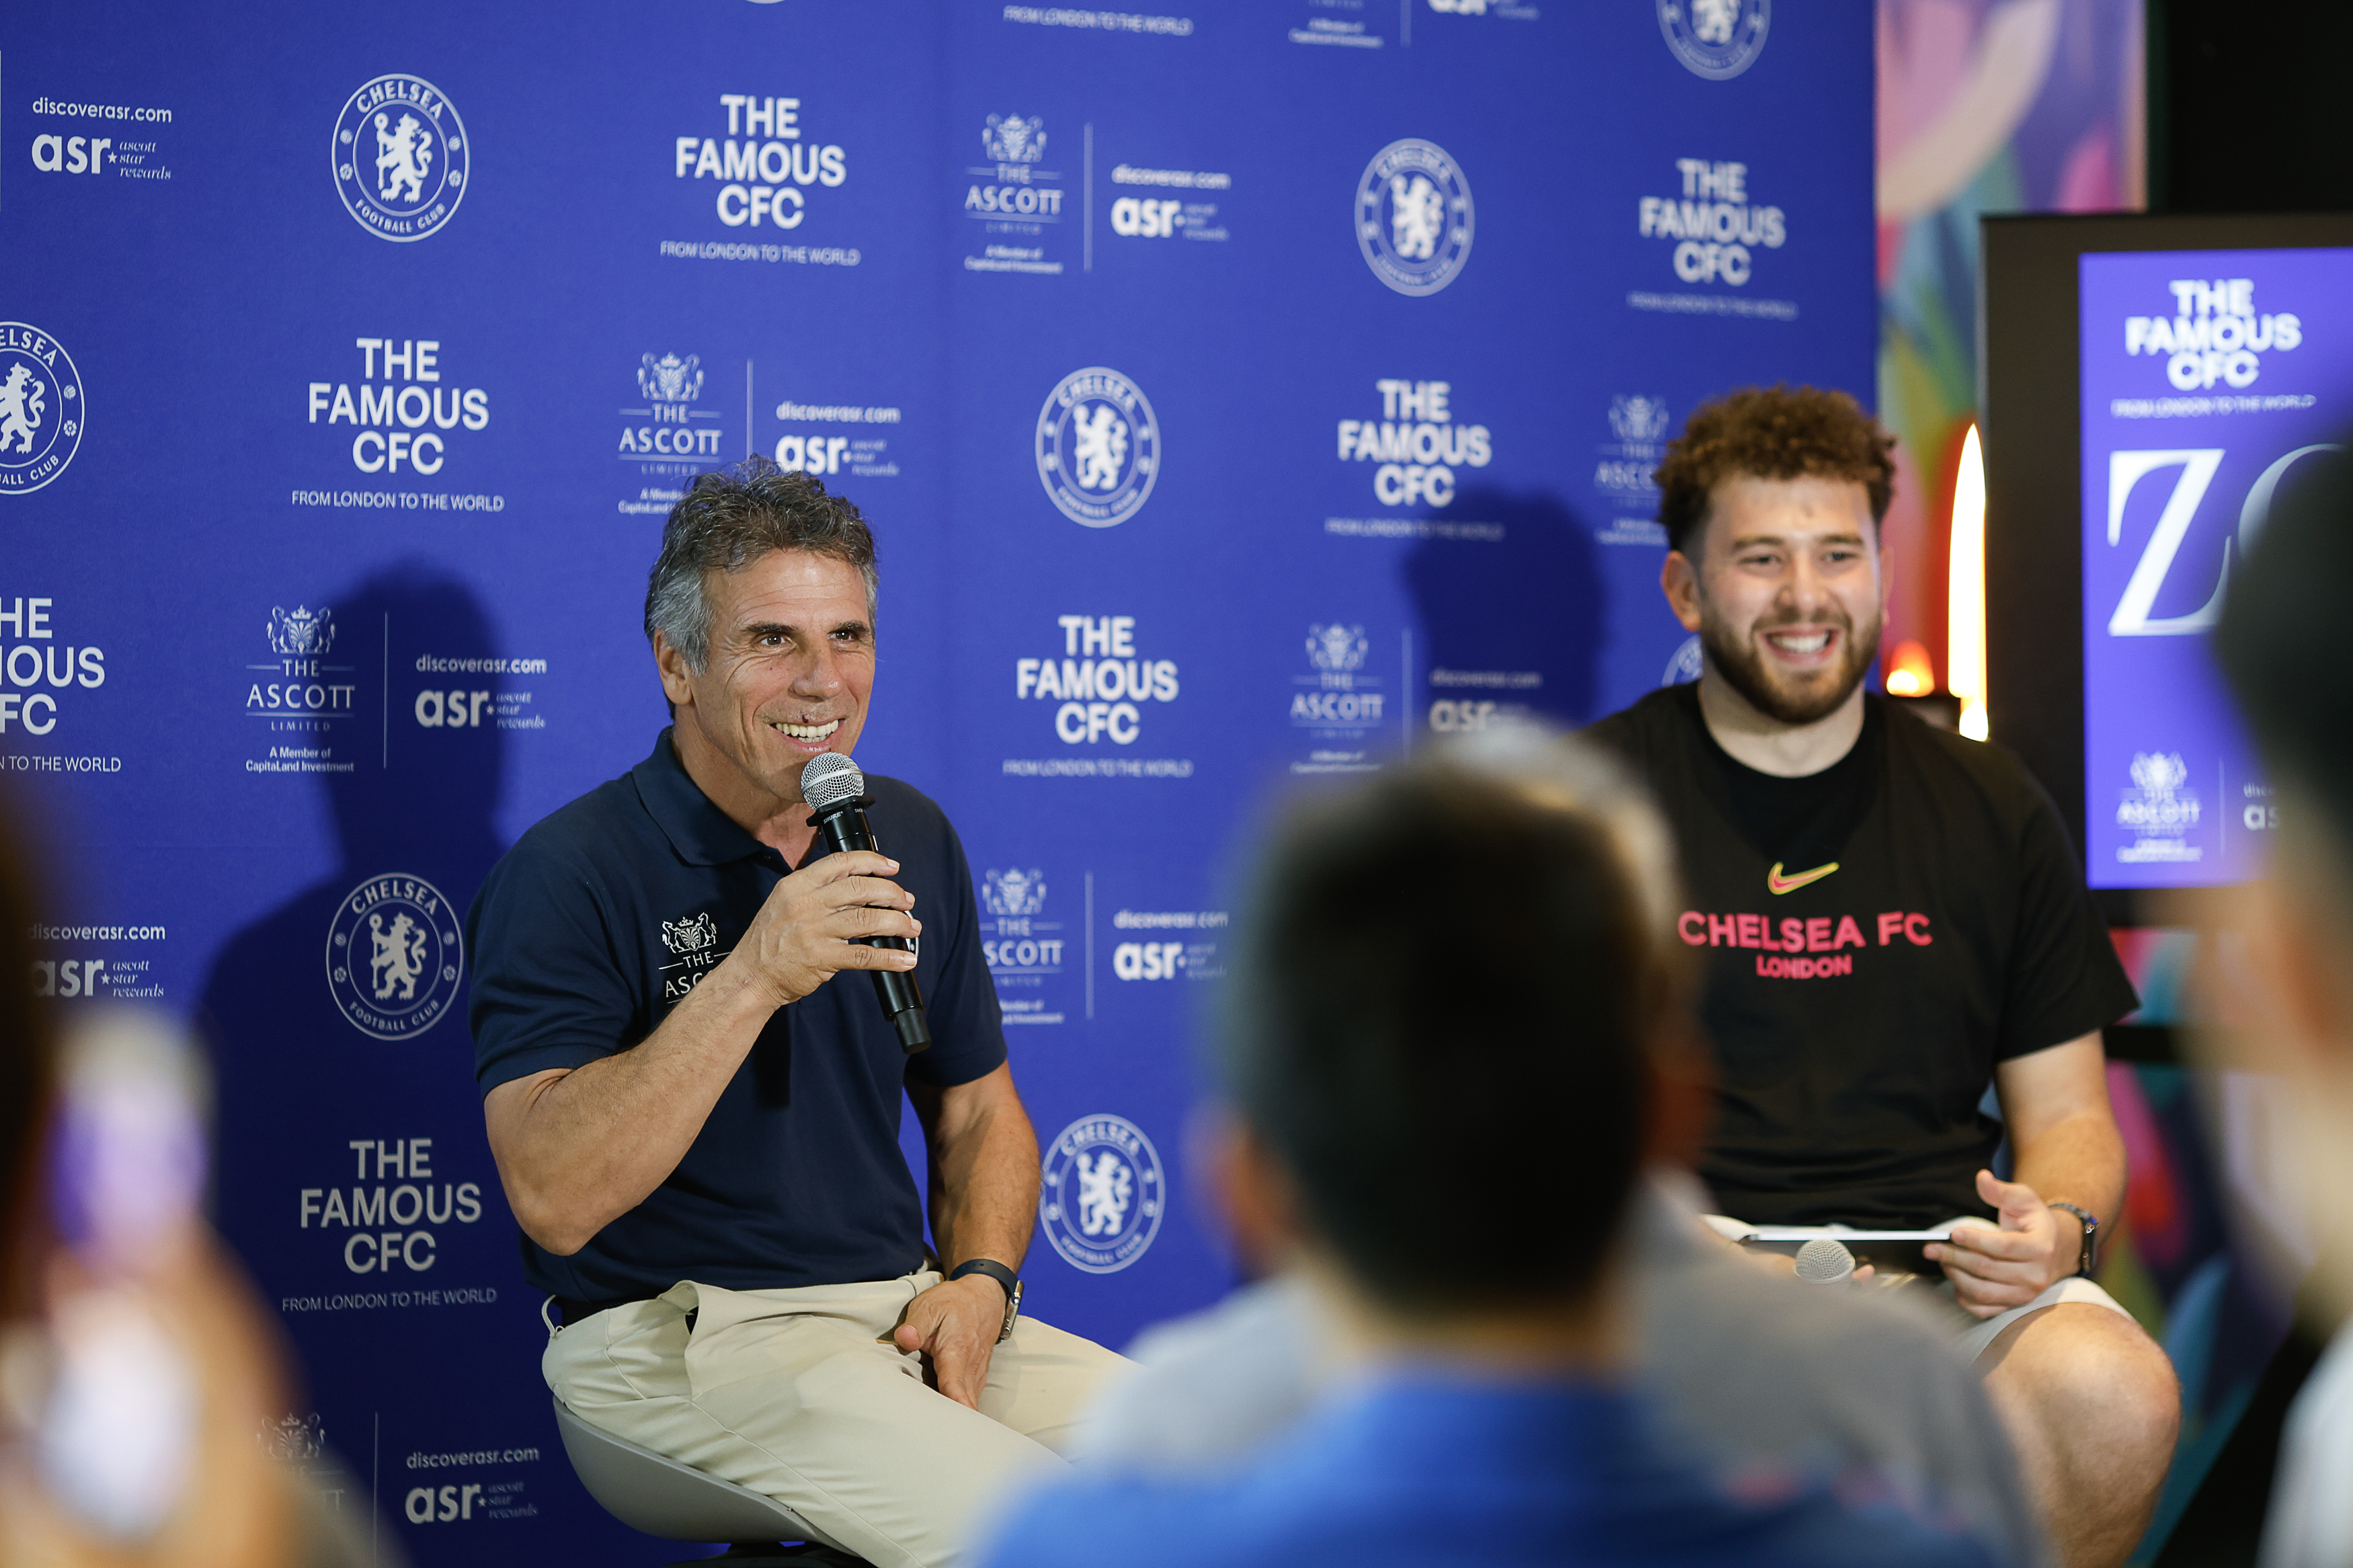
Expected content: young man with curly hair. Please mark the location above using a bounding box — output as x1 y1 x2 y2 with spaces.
1585 385 2180 1568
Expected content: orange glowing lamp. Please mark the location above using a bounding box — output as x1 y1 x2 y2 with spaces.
1884 639 1936 697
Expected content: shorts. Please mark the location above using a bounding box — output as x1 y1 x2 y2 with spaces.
1699 1214 2137 1364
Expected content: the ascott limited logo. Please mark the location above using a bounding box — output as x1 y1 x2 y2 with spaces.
1036 368 1160 527
0 325 84 496
327 875 463 1039
1659 0 1770 79
331 75 469 242
1355 140 1472 297
1039 1114 1164 1274
2115 752 2201 865
980 868 1066 1024
619 351 726 465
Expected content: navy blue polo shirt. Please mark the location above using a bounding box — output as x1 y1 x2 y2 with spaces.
467 729 1006 1308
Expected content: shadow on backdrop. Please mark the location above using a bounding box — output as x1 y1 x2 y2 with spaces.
188 567 676 1565
1400 485 1607 730
200 563 507 1212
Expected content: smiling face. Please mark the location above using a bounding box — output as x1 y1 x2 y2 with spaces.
655 548 875 823
1666 474 1883 728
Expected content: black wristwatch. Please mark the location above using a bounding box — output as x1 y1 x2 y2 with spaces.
949 1259 1023 1342
2049 1203 2100 1278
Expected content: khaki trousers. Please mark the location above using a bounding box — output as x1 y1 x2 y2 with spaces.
543 1271 1128 1568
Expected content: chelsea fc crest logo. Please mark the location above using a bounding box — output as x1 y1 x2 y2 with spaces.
1039 1113 1165 1274
1036 368 1161 528
1658 0 1771 81
1355 139 1474 298
0 323 85 497
326 874 463 1039
331 74 470 242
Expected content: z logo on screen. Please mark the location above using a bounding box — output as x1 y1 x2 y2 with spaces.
2102 444 2340 635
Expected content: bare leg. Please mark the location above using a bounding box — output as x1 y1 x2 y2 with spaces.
1979 1302 2181 1568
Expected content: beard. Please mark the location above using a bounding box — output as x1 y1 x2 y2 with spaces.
1699 597 1881 727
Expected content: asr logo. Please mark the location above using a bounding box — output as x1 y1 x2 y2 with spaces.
327 875 463 1040
1355 139 1473 298
1039 1114 1165 1275
1035 368 1161 528
0 323 85 496
332 75 470 242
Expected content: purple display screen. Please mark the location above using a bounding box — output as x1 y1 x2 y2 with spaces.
2079 247 2353 887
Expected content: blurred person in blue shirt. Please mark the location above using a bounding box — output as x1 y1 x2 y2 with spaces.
982 733 2010 1568
2212 448 2353 1568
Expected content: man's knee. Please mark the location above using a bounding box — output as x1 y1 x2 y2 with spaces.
1991 1303 2181 1458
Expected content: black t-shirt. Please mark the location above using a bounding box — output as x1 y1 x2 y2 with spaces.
467 731 1007 1308
1585 687 2137 1227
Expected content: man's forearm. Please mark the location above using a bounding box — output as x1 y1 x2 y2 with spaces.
2012 1110 2126 1263
925 1082 1040 1270
489 956 779 1254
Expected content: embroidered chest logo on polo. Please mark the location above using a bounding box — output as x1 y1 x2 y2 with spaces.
1765 860 1838 895
659 911 728 1004
660 911 717 954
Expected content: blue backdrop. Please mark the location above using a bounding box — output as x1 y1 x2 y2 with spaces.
2 1 1870 1557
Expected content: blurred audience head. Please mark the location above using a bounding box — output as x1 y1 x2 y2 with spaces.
0 790 57 1318
1215 727 1695 1335
2215 446 2353 1315
0 796 368 1565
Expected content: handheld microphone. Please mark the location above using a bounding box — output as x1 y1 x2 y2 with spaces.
1794 1237 1857 1286
801 752 931 1053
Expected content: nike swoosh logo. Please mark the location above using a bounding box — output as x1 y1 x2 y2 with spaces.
1766 860 1839 895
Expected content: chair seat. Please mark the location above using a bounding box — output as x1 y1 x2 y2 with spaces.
551 1395 859 1557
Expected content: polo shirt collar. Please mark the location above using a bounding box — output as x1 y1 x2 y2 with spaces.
632 728 788 870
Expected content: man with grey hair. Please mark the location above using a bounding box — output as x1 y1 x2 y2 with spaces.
466 458 1125 1568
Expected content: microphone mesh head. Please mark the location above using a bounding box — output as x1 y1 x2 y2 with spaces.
800 751 865 811
1794 1237 1856 1284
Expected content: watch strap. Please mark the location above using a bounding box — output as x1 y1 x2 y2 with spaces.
2049 1202 2099 1277
948 1258 1023 1341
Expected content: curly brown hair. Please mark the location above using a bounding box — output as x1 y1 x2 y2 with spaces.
1653 384 1897 557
